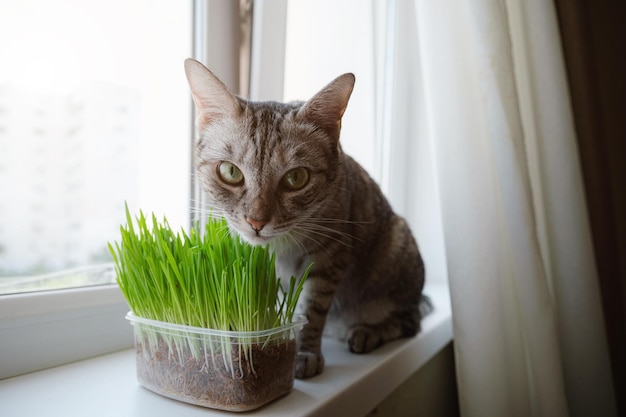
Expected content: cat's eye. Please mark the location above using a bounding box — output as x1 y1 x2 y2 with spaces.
282 167 309 190
217 161 244 185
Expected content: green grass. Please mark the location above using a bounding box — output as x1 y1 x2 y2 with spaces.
109 206 310 377
109 205 309 332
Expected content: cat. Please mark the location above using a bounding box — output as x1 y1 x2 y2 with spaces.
184 58 428 379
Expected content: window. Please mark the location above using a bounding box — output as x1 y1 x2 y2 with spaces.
283 0 447 282
1 0 448 379
0 0 192 295
284 0 378 180
0 0 193 379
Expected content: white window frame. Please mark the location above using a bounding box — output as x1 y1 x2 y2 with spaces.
0 285 129 378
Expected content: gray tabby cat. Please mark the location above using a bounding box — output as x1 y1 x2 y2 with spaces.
184 59 428 379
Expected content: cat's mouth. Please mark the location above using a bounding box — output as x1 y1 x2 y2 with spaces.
233 225 277 246
241 232 273 246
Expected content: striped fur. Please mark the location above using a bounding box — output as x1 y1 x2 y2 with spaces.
185 59 427 379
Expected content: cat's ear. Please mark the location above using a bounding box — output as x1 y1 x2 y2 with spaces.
184 59 241 127
298 73 355 142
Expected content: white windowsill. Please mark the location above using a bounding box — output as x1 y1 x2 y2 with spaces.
0 282 451 417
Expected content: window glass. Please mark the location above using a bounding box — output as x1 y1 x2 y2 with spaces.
0 0 192 294
284 0 448 282
284 0 377 181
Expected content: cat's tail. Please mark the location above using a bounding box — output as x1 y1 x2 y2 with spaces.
419 294 434 319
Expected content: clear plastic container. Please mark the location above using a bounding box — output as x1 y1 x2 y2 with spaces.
126 312 307 412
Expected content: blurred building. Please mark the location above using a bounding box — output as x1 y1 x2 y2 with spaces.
0 83 139 275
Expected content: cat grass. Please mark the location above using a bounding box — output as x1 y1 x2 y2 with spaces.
108 205 308 333
109 205 310 386
110 209 309 410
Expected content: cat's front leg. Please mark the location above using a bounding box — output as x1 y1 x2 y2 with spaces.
295 275 338 379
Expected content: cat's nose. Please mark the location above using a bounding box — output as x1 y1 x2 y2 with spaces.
245 217 268 233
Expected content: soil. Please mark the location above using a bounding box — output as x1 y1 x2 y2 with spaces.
135 336 297 412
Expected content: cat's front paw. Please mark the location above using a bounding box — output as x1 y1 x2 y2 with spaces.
348 325 383 353
295 351 324 379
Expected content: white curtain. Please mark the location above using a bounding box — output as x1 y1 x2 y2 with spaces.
409 0 617 416
275 1 616 414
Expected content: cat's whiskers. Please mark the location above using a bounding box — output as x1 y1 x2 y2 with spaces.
288 228 335 258
188 197 229 219
280 232 310 257
216 223 234 240
312 217 372 227
301 216 365 241
265 222 305 251
293 223 355 250
300 224 353 245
